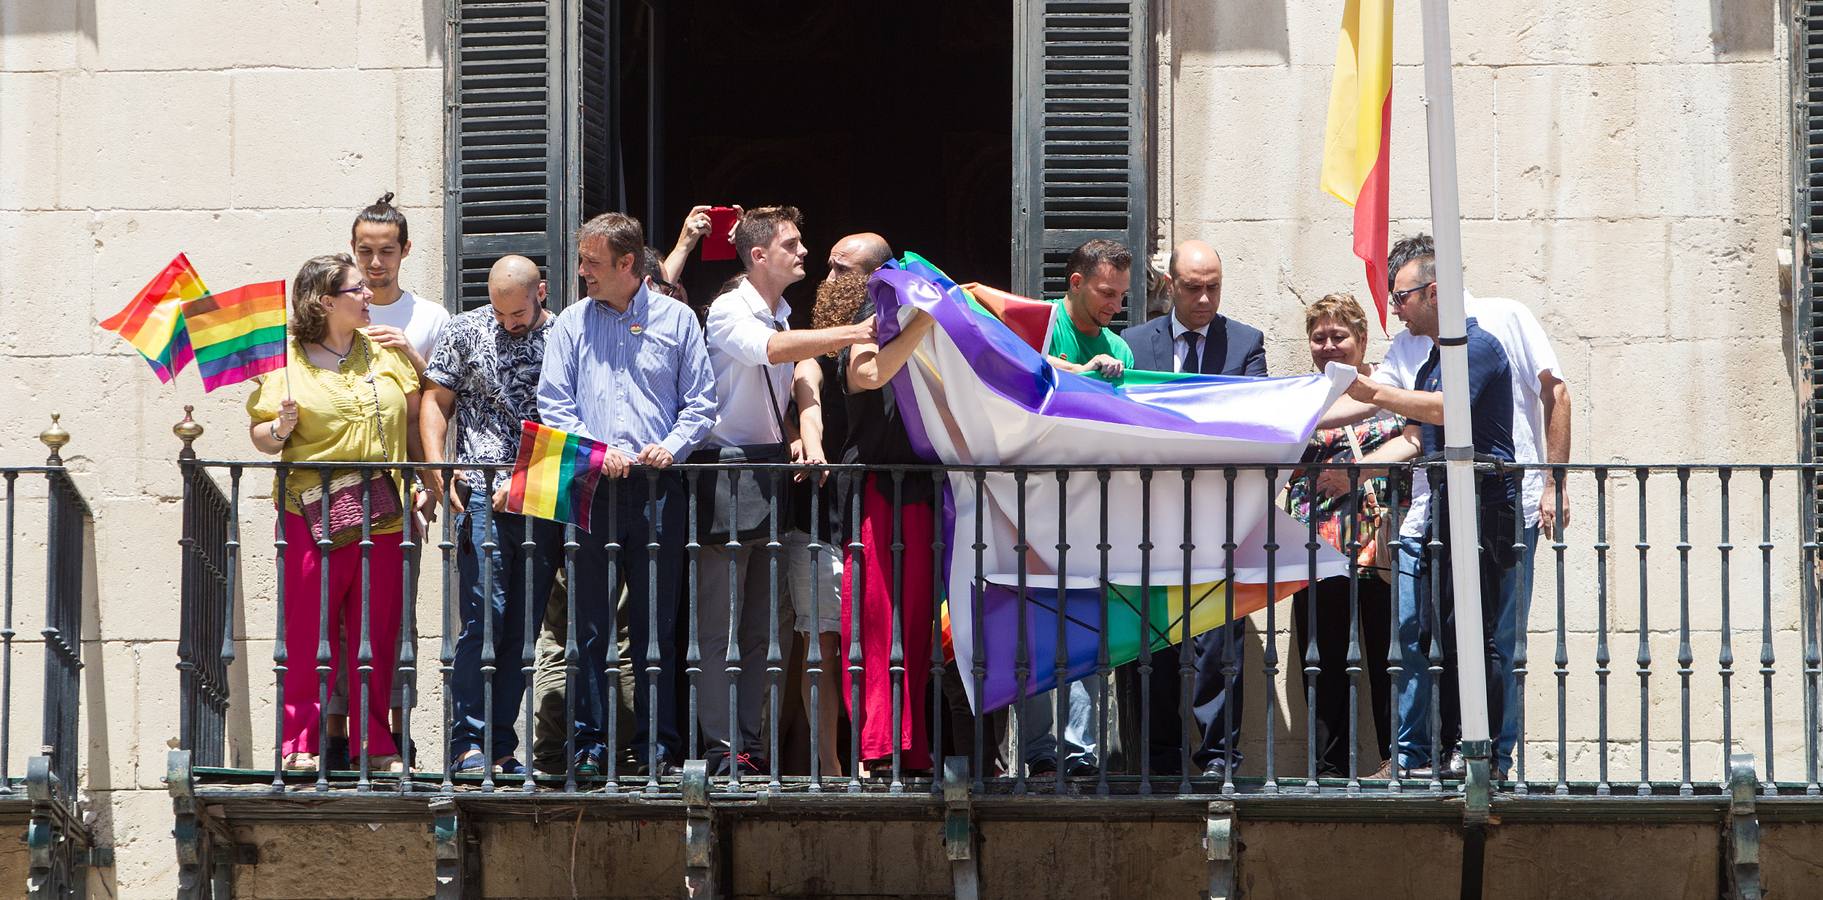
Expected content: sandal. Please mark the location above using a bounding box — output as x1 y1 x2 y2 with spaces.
370 754 405 773
282 752 319 773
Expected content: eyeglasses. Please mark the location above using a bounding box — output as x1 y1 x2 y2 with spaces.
1387 281 1433 308
333 282 371 296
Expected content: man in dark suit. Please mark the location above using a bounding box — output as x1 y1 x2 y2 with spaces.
1122 239 1267 778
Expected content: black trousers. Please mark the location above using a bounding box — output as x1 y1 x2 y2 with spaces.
1138 620 1247 774
569 474 686 763
1292 575 1393 776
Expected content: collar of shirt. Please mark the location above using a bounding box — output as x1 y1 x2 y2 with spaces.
735 278 792 326
588 281 650 323
1169 312 1212 342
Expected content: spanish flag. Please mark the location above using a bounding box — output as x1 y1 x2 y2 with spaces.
1319 0 1394 331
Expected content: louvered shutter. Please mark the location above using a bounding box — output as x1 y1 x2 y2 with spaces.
1012 0 1152 322
1804 4 1823 532
445 0 610 312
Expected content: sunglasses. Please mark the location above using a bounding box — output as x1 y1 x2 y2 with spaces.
1387 281 1433 308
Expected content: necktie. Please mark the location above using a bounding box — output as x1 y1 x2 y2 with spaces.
1182 330 1202 374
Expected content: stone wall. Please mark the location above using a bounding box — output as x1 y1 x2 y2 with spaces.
1 1 446 894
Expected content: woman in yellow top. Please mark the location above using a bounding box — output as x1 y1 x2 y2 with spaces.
249 253 427 773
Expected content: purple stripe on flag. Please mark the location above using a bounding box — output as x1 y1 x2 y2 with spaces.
866 265 1329 443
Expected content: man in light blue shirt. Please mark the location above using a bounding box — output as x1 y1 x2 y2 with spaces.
538 211 716 776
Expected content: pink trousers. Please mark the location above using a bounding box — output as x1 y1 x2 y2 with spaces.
840 478 936 770
279 513 403 757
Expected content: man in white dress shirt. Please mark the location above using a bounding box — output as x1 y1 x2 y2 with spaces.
697 206 873 776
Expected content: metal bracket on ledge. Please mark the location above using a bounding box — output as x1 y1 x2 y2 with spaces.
1726 753 1763 900
168 749 232 900
432 796 477 900
683 759 720 899
943 756 980 900
1205 800 1237 900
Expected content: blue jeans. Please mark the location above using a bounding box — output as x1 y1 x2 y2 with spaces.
1493 525 1540 772
1393 533 1436 768
450 485 563 760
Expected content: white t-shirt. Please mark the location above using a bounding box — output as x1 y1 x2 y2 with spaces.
1371 292 1563 536
705 280 794 447
366 289 450 362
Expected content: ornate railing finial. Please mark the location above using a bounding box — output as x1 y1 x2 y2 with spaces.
174 406 204 461
40 413 70 465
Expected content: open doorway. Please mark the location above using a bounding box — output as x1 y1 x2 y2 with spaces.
608 1 1013 321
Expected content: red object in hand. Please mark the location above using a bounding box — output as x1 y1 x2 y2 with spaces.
700 206 738 262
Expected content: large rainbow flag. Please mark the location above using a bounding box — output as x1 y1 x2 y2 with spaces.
99 254 208 383
184 281 288 392
870 257 1353 712
504 420 610 530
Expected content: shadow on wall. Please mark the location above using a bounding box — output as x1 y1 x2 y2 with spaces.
78 513 120 898
1710 0 1773 58
423 0 443 63
0 0 98 42
1171 0 1290 63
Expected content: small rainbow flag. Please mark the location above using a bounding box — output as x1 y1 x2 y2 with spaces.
505 421 610 530
99 254 208 383
184 281 288 392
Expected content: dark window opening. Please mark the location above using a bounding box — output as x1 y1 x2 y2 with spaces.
604 1 1014 321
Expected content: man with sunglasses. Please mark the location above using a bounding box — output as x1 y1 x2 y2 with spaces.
1320 234 1564 784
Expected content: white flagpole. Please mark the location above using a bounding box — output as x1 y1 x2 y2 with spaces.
1417 0 1493 794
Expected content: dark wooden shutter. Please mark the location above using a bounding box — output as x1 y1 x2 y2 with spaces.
1012 0 1152 321
445 0 611 312
1802 3 1823 529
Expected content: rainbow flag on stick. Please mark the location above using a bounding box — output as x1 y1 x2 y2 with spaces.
1319 0 1394 331
184 281 288 392
505 421 610 530
99 254 207 382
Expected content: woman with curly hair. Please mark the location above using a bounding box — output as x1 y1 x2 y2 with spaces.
248 253 429 773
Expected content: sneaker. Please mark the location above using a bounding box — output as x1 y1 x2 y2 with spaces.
494 757 527 776
1368 761 1398 781
726 753 767 777
574 748 603 777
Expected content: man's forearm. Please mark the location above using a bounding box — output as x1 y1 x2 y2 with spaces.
768 324 866 364
1544 380 1571 465
1358 382 1444 425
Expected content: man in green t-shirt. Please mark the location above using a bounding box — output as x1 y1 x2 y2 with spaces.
1045 238 1136 383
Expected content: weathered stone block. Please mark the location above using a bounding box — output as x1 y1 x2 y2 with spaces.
0 72 61 209
1495 63 1782 221
81 0 358 72
57 71 233 210
0 0 83 71
228 69 400 210
231 822 431 899
477 818 682 899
